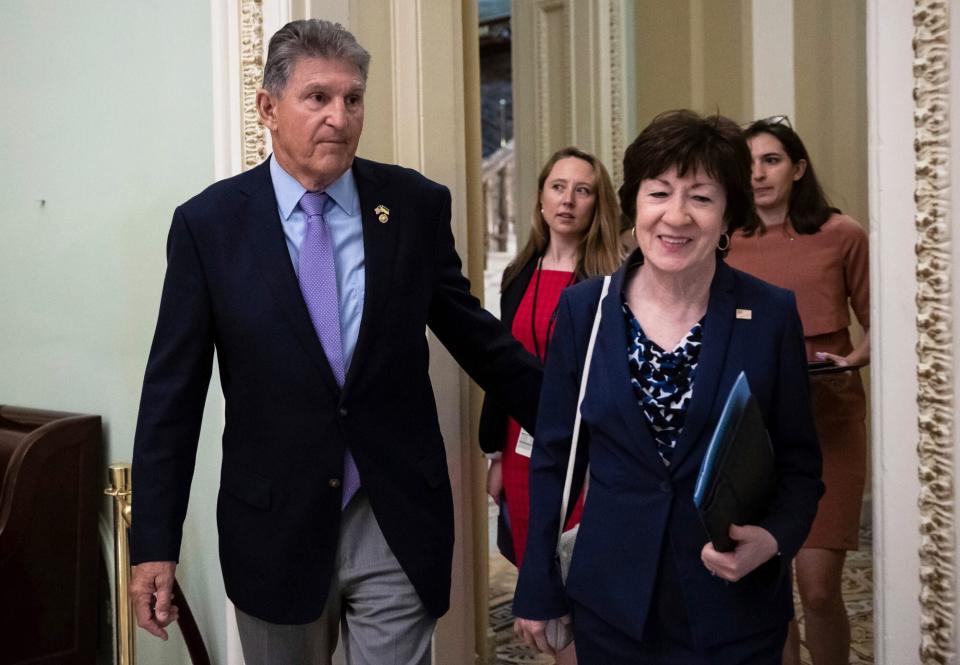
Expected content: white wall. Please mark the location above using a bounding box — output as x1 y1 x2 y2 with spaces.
0 2 226 662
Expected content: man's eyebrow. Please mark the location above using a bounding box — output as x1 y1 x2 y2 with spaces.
301 82 366 94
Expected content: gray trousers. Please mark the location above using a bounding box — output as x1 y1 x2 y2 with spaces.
236 493 435 665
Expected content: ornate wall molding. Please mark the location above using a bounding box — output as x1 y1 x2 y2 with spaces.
913 1 955 662
241 0 266 170
607 0 624 186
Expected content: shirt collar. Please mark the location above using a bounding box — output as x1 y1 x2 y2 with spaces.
269 155 359 220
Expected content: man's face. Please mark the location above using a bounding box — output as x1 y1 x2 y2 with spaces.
257 56 365 191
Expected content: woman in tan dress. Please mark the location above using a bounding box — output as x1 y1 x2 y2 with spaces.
725 116 869 665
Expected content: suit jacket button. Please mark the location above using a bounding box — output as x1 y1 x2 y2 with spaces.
338 407 348 418
329 478 341 488
659 480 671 493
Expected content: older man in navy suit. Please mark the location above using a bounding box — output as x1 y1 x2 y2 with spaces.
128 19 540 665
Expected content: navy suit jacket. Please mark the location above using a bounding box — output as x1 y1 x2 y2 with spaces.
513 255 823 648
130 157 541 623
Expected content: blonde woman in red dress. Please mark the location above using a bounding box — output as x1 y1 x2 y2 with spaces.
725 117 869 665
479 147 622 663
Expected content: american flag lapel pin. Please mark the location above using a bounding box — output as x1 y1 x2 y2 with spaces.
736 308 752 320
374 204 390 224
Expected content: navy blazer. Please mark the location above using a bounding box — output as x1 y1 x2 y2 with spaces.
130 158 541 623
513 256 823 648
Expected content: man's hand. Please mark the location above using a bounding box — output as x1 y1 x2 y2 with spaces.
514 617 559 655
130 561 179 639
700 524 778 582
486 458 503 501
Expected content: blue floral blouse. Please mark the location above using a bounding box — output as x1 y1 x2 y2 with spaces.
623 300 704 467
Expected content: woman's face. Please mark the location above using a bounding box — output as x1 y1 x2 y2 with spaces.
748 132 806 211
539 157 597 242
633 165 727 278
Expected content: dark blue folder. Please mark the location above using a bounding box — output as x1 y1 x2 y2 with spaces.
693 371 775 552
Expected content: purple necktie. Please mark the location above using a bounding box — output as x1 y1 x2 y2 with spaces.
298 191 360 509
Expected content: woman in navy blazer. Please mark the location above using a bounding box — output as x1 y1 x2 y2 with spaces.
513 111 824 664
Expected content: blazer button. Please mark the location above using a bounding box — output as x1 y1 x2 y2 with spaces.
329 478 341 488
659 480 672 493
338 407 348 418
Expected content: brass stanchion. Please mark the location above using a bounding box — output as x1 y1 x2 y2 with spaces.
104 464 210 665
106 463 135 665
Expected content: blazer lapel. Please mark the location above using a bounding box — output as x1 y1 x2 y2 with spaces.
240 161 341 395
343 159 400 389
500 258 537 327
599 260 670 478
669 260 737 471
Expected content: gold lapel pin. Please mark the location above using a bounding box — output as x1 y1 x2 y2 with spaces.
736 308 753 320
374 204 390 224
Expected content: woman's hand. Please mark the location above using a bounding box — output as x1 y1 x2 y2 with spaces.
815 327 870 367
486 458 503 501
700 524 779 582
514 616 567 655
815 351 849 367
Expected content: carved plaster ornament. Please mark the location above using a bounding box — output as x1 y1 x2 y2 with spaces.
241 0 266 171
913 1 955 662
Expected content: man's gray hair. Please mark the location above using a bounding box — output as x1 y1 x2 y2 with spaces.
262 19 371 96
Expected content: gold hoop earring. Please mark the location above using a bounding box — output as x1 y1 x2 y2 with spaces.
717 232 731 252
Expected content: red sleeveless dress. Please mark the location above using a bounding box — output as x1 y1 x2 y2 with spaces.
501 268 584 567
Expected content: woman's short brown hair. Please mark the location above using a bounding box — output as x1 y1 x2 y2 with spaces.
619 110 758 241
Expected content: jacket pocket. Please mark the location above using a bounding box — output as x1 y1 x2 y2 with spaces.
220 466 273 510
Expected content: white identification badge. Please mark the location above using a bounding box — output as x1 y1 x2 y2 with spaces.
515 428 534 458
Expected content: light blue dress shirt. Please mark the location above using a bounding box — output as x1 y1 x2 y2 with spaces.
269 155 366 375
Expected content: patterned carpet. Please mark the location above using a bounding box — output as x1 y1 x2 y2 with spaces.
489 528 873 664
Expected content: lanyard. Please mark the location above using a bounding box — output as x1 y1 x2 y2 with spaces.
530 254 576 362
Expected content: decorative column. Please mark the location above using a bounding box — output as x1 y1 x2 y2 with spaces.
511 0 632 247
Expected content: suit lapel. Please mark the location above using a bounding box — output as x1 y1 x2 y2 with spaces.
599 261 670 478
344 159 400 390
669 261 737 470
240 161 341 395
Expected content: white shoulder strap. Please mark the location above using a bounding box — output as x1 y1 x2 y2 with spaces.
557 275 611 541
